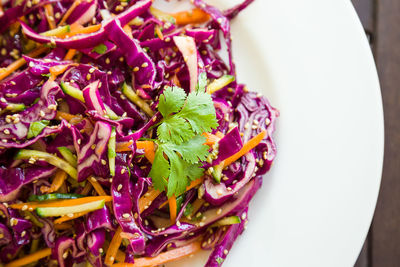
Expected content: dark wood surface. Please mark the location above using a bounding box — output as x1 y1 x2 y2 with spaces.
352 0 400 266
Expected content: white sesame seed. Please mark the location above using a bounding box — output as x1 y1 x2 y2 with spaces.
10 218 17 226
10 81 16 86
119 57 124 62
176 221 181 227
241 212 247 220
28 61 34 68
265 118 271 125
99 248 103 253
133 66 139 72
121 168 125 174
91 144 96 150
22 205 28 211
224 249 229 255
0 98 6 103
89 68 95 73
1 48 6 56
101 159 107 165
21 230 26 237
117 184 122 191
122 213 130 218
67 213 74 218
216 208 222 215
105 58 110 64
141 62 148 68
3 129 10 135
77 139 81 145
40 110 45 117
1 139 7 143
120 94 126 100
199 222 205 227
86 74 91 80
63 251 68 259
165 37 171 42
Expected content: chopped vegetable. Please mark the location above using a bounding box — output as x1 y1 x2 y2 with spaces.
121 82 154 117
57 147 77 167
28 193 82 202
27 120 50 139
207 75 236 94
105 226 123 266
36 198 105 217
4 248 52 267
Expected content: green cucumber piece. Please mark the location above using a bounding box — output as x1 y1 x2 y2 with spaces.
211 216 241 227
207 75 235 94
211 162 224 184
60 82 85 102
36 199 105 217
121 82 154 117
27 120 49 139
57 147 77 167
5 103 26 112
149 7 176 24
28 193 83 202
40 25 70 37
108 127 116 176
104 104 120 120
15 149 78 179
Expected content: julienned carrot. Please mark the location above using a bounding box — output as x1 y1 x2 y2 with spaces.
116 141 155 163
54 210 89 224
136 141 155 163
105 226 123 266
172 8 210 26
115 250 126 262
58 0 82 26
155 25 164 40
223 130 267 167
88 176 107 196
138 188 161 213
54 222 73 230
64 49 76 60
112 241 201 267
9 195 112 210
80 182 93 195
44 4 56 29
168 195 177 224
68 23 101 36
56 111 81 122
47 170 68 193
4 248 52 267
123 24 133 39
159 177 204 209
0 46 48 82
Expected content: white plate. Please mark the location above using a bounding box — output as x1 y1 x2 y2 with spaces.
165 0 384 266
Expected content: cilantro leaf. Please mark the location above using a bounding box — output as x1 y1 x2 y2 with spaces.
196 72 207 91
158 86 186 117
157 116 194 144
171 135 208 163
179 91 218 134
163 146 190 197
92 44 107 54
27 120 49 139
148 148 170 191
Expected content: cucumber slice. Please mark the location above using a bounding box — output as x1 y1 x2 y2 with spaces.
36 199 105 217
40 25 70 37
211 216 241 227
60 82 85 102
15 149 78 179
104 104 120 120
5 103 26 112
207 75 235 94
121 83 154 117
108 127 116 176
28 193 83 202
57 147 77 167
212 162 225 184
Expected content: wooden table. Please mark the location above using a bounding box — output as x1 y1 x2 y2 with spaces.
352 0 400 266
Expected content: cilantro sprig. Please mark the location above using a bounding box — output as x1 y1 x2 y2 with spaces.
149 86 218 197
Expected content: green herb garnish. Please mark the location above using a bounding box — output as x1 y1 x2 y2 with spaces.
27 120 49 139
149 86 218 197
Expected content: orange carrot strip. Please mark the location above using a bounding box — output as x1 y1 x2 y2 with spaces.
186 177 204 191
215 131 224 138
10 196 112 210
54 222 73 230
48 170 68 193
112 241 201 267
136 141 155 163
172 8 210 26
115 250 126 263
56 111 79 122
138 188 161 213
49 65 68 77
58 0 82 26
202 132 221 146
64 49 76 60
116 141 155 163
155 25 164 40
4 248 52 267
0 46 48 82
80 182 93 195
223 130 266 167
105 226 123 266
68 23 101 36
54 210 90 224
88 176 107 196
168 195 177 224
44 4 56 29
